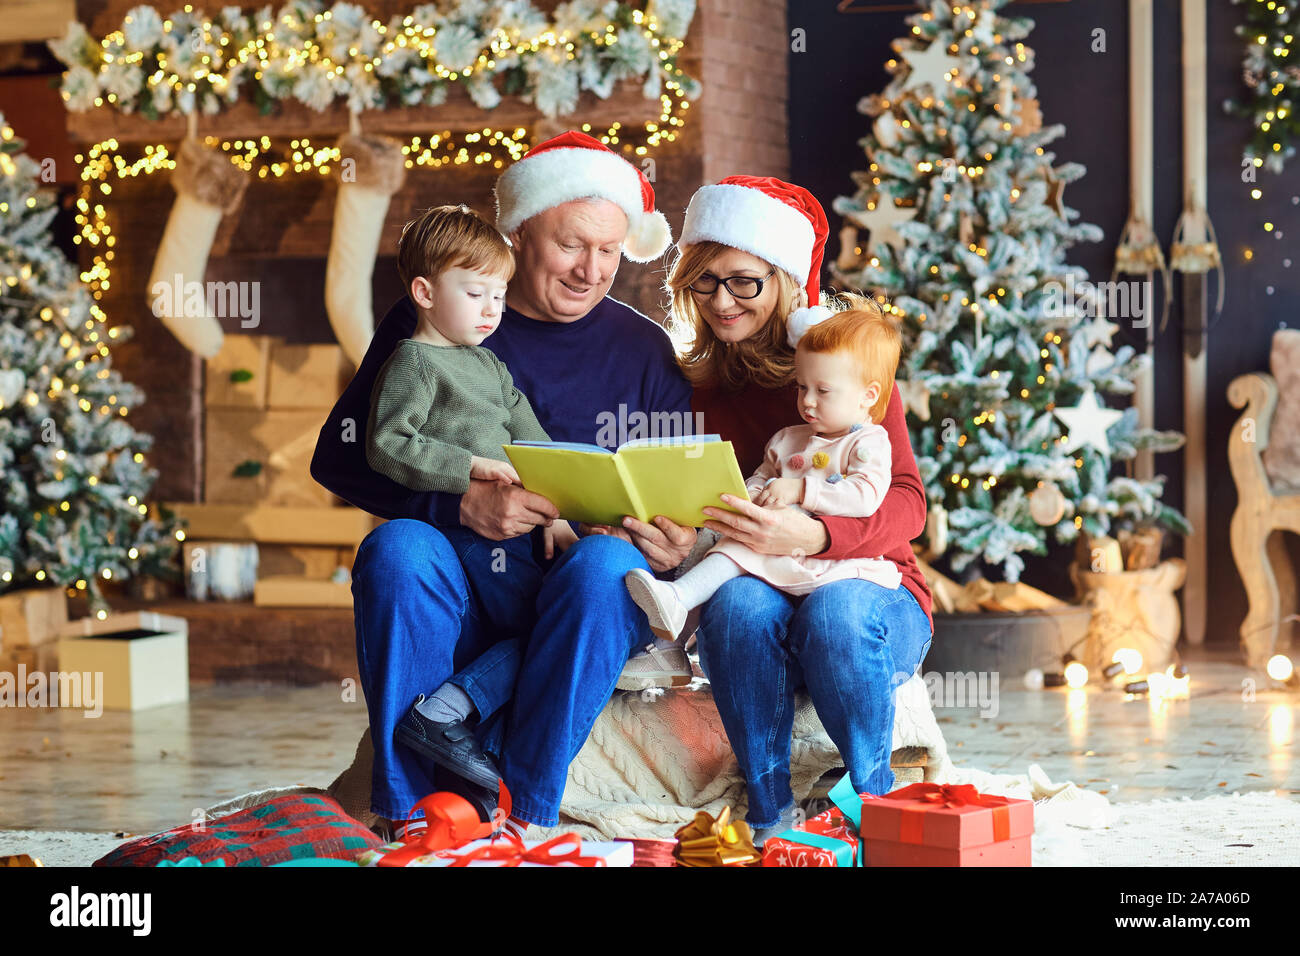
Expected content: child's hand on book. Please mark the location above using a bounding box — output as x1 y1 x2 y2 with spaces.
754 477 803 509
470 455 521 485
544 520 579 558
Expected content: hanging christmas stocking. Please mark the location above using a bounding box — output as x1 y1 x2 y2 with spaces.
147 135 249 358
325 128 407 365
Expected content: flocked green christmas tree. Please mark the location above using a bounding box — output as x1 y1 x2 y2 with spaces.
833 0 1187 583
0 112 183 616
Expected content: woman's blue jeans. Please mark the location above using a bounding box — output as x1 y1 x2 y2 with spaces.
696 576 933 829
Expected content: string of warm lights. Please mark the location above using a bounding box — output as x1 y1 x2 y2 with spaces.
71 74 688 305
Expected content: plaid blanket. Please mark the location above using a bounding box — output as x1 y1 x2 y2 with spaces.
94 794 382 867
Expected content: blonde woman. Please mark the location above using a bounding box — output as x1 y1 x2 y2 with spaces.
663 176 935 843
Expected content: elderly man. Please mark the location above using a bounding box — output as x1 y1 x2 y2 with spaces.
311 132 700 828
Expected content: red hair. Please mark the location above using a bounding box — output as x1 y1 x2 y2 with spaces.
797 295 901 424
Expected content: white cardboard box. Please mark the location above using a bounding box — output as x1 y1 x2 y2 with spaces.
56 611 189 711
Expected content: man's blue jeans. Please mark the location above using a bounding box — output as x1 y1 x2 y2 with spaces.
496 534 657 825
351 520 652 823
351 520 546 820
696 576 934 829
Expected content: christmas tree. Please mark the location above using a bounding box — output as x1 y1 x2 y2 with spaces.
0 112 184 617
833 0 1187 583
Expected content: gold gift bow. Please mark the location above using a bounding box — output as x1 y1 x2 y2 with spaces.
672 806 762 867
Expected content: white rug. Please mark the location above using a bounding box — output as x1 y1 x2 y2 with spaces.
4 785 1297 866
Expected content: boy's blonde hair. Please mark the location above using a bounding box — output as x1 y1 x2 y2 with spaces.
797 292 901 425
397 204 514 300
665 240 803 390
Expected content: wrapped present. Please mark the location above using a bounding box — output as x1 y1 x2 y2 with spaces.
618 838 678 867
762 807 857 867
364 783 509 868
359 833 632 868
763 772 865 867
859 782 1034 867
673 806 761 867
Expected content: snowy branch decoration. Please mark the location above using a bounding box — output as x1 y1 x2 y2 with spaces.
48 0 699 122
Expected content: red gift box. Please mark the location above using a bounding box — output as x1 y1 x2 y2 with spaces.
762 807 859 867
859 783 1034 867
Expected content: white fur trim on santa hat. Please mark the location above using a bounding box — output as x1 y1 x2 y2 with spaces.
680 183 817 285
623 208 672 263
786 305 834 349
495 146 669 260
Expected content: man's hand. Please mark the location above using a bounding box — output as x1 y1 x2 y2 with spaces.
702 494 829 558
619 515 697 574
469 455 521 485
753 477 803 509
459 478 559 540
543 520 579 559
577 516 697 574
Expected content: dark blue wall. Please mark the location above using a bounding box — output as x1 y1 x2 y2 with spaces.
788 0 1300 645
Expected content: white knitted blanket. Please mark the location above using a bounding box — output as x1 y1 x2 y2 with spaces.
324 673 951 839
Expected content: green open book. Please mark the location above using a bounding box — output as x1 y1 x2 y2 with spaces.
502 435 751 527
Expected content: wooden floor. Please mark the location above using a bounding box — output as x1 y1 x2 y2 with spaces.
0 644 1295 834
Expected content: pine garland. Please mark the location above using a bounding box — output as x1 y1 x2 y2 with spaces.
48 1 699 122
1226 0 1300 174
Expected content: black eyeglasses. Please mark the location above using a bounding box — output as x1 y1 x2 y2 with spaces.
688 269 776 300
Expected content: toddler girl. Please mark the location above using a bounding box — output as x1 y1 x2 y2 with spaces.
625 296 902 635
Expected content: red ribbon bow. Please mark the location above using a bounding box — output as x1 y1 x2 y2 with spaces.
375 780 512 867
895 783 984 808
888 782 1012 845
437 831 608 868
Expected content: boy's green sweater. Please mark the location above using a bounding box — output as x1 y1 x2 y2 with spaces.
366 339 550 494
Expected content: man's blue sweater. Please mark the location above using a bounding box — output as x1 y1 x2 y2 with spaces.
310 294 693 527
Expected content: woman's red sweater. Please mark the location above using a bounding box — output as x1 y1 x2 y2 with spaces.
691 379 934 632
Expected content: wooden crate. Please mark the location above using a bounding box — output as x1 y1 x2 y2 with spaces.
254 575 353 608
166 503 380 547
258 544 354 579
0 644 57 677
205 407 333 507
0 0 74 43
0 587 68 650
205 333 281 409
267 343 352 410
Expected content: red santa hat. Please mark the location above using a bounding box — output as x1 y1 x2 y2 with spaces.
494 130 672 262
678 175 833 347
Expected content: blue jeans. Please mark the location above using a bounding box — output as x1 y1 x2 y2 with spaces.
696 576 934 829
351 520 547 820
497 534 657 825
352 522 652 823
